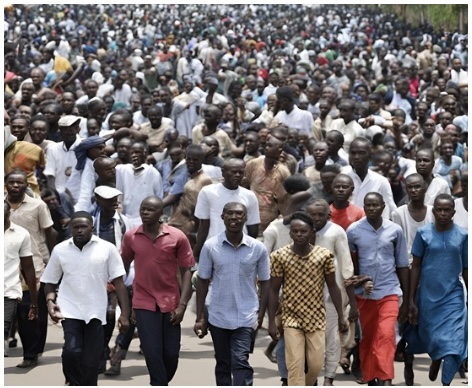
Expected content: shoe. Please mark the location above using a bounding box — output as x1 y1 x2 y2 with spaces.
104 362 121 376
281 378 288 386
16 358 38 368
339 357 351 375
9 338 17 348
429 359 441 381
356 377 368 384
404 362 414 386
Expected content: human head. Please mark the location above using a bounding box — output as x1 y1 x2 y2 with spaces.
244 131 260 155
70 211 94 247
221 202 247 233
415 148 434 178
185 144 205 174
203 105 222 127
93 156 117 184
325 130 344 156
349 137 372 172
147 105 164 129
86 118 100 137
221 158 245 190
306 199 330 231
129 142 147 167
10 116 30 141
331 173 355 203
139 196 164 226
432 194 455 228
5 168 28 199
312 141 329 166
276 86 295 112
94 186 122 213
320 164 341 194
29 115 49 145
41 102 63 126
289 211 315 246
363 192 385 222
61 92 76 115
404 173 427 203
264 134 285 161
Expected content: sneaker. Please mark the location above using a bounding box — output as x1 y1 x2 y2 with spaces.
17 358 38 368
104 362 121 376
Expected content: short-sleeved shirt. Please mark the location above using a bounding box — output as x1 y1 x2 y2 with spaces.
330 203 365 231
4 222 32 300
270 244 335 332
199 232 270 330
121 224 195 313
41 235 126 324
347 218 409 300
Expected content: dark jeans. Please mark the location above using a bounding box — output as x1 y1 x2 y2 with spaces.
4 298 18 339
17 284 48 359
101 291 117 366
115 286 136 350
135 307 181 386
62 318 104 386
209 323 254 386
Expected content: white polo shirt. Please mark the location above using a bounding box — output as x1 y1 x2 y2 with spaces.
275 105 314 137
4 222 32 300
41 235 126 325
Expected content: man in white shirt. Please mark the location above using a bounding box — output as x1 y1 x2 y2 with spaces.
116 142 164 227
329 99 365 153
193 158 260 260
43 115 82 193
4 201 38 358
275 86 314 138
42 211 130 386
342 137 397 219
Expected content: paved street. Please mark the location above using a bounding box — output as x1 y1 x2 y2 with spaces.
4 295 468 386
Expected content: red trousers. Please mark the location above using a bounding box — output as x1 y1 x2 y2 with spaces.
356 295 399 381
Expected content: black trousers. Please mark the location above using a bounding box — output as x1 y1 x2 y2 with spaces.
17 284 48 359
135 307 181 386
62 318 104 386
4 298 18 339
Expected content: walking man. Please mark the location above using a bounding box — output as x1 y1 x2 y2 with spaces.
194 202 270 386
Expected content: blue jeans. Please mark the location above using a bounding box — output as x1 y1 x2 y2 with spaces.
275 336 288 379
135 307 181 386
62 318 104 386
209 324 254 386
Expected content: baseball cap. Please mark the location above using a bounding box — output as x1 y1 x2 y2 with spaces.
94 186 122 199
58 115 81 127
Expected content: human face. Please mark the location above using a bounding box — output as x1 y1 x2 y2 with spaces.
440 112 453 128
415 150 434 176
60 124 79 144
363 195 385 222
185 150 204 174
5 173 28 197
18 106 32 118
30 69 45 87
432 199 455 228
158 89 171 104
95 195 120 213
41 193 59 210
141 98 152 117
222 162 245 189
422 119 436 136
349 142 370 171
87 144 106 160
148 109 163 128
169 147 184 166
443 98 456 114
332 176 354 202
203 108 219 126
405 177 426 202
139 198 163 225
319 101 331 118
445 125 460 146
307 88 319 104
29 120 49 144
117 139 132 161
440 142 454 158
11 118 29 141
42 105 61 125
306 204 329 231
87 119 100 136
86 82 98 98
244 132 259 154
264 135 284 160
313 142 329 164
21 84 35 101
326 134 341 154
71 218 93 246
61 93 76 113
130 144 146 167
221 204 247 234
96 160 116 181
109 114 128 131
90 101 107 122
130 96 141 112
289 219 314 247
258 128 270 145
368 99 380 114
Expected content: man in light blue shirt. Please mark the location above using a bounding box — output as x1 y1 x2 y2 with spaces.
194 202 270 386
346 192 409 386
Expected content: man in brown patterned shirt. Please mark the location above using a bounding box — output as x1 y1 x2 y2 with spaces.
268 211 348 386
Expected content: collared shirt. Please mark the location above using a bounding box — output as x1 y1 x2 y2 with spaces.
270 244 335 332
330 203 365 231
41 235 126 324
346 217 409 300
8 194 54 278
329 118 365 153
121 224 195 313
43 135 82 193
275 105 314 137
4 222 32 300
199 232 270 330
424 176 451 206
342 166 397 219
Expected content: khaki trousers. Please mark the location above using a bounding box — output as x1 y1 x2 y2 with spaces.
284 327 325 386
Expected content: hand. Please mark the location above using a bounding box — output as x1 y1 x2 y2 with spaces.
348 306 359 322
170 304 186 325
118 314 130 334
408 303 418 325
268 320 280 341
363 280 374 296
47 301 63 323
344 274 372 288
194 319 207 338
338 318 349 334
398 301 409 324
129 309 137 325
28 305 38 321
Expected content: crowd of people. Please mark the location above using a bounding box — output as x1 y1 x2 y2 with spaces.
4 3 468 387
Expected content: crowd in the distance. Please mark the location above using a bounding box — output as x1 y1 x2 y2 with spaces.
4 3 468 387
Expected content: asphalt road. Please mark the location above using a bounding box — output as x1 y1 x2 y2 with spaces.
4 295 468 386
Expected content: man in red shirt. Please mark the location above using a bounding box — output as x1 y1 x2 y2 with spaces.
330 174 365 231
121 196 195 386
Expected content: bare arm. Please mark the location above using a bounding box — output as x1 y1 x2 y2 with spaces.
193 219 210 261
44 283 63 323
268 276 283 341
44 226 57 256
162 194 181 209
171 266 193 325
20 255 38 320
111 276 130 334
396 267 410 323
194 277 210 338
257 280 270 328
325 272 348 332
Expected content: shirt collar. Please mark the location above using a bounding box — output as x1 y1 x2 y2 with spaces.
134 223 171 236
220 231 252 249
67 234 100 248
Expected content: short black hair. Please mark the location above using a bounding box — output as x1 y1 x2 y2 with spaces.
290 211 314 229
433 193 455 208
71 211 93 223
283 174 310 193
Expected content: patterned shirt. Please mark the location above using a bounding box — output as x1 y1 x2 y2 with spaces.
270 244 335 332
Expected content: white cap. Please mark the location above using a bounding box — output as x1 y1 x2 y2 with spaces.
94 186 122 199
58 115 80 127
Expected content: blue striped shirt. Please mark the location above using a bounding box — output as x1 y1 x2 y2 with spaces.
199 232 270 330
